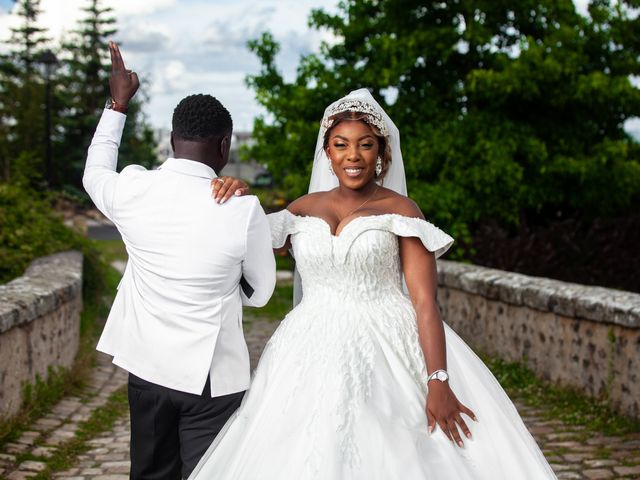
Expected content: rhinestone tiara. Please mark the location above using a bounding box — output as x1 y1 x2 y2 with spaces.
321 99 389 136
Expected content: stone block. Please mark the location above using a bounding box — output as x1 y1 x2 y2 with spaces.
437 261 640 418
0 252 83 419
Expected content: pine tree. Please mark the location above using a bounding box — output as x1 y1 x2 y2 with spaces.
58 0 156 192
57 0 115 189
0 0 51 183
7 0 49 76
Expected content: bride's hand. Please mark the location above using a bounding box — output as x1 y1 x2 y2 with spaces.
210 176 250 203
426 381 477 447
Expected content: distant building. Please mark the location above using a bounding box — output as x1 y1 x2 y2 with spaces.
154 129 267 184
223 131 267 184
155 128 172 166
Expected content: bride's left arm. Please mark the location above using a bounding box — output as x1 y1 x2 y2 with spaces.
400 236 477 447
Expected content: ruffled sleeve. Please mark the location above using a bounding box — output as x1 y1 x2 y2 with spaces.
267 210 300 249
386 215 454 259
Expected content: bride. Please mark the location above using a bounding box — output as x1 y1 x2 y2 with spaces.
192 89 556 479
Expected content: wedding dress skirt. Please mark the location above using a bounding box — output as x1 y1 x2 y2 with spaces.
190 211 556 479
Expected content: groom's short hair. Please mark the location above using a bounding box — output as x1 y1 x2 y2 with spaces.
172 94 233 142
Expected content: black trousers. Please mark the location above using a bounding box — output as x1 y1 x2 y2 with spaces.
128 373 244 480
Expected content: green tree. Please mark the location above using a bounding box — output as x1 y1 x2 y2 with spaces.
0 0 50 183
7 0 49 75
58 0 156 193
246 0 640 250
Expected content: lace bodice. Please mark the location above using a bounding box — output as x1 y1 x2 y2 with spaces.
266 210 454 468
269 210 454 304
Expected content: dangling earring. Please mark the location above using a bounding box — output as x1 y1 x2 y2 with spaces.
375 156 383 177
328 158 335 176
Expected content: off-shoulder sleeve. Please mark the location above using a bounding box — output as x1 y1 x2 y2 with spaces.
267 210 300 249
387 215 454 258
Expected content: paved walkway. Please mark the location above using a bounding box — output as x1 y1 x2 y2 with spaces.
1 318 639 479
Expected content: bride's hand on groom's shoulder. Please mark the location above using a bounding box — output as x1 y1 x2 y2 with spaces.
210 176 250 204
426 382 477 448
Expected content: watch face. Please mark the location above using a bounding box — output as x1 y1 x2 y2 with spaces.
436 371 448 382
105 98 113 109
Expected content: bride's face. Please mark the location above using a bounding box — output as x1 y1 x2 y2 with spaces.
325 120 380 190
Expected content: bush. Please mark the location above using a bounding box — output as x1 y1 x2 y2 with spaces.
0 182 106 303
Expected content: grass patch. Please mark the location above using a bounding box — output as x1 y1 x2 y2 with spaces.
275 252 294 271
485 356 640 436
0 237 126 476
0 238 121 449
30 386 128 479
95 239 128 264
244 282 294 324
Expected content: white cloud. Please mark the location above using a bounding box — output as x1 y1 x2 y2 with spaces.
6 0 625 134
117 22 172 52
0 0 338 130
108 0 176 16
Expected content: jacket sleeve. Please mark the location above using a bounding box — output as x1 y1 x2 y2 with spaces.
82 109 126 220
241 198 277 307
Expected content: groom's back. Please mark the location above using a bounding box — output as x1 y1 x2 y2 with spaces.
85 93 275 396
93 158 274 395
115 161 251 305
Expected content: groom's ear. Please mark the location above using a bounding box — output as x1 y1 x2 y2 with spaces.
170 132 175 153
219 134 230 159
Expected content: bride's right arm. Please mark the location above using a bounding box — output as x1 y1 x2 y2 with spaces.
273 194 317 252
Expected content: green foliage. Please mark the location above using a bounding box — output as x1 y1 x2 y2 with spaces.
6 0 49 75
0 182 77 283
57 0 157 188
246 1 640 252
0 0 158 191
0 209 119 447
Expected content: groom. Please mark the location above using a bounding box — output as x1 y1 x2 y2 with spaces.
83 42 276 479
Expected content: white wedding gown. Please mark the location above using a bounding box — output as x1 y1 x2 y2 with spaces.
190 211 556 479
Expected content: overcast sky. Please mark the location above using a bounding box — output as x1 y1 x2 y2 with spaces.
3 0 637 139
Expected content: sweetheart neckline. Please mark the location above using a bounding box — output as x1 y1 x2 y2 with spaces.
280 210 424 239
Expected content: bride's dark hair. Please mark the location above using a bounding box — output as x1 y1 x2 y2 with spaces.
322 111 392 181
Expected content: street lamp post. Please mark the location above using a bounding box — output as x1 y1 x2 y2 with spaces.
37 50 58 187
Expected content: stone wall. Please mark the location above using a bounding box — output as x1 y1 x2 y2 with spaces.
0 252 83 419
437 260 640 418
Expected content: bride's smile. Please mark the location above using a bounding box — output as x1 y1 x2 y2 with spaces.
326 120 379 189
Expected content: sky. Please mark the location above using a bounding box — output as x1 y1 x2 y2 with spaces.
0 0 340 131
1 0 637 139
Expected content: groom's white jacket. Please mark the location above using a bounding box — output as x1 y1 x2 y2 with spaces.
83 109 276 397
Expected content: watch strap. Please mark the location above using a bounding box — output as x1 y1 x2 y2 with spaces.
106 97 128 114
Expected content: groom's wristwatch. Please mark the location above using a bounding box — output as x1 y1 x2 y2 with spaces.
105 97 128 114
427 369 449 383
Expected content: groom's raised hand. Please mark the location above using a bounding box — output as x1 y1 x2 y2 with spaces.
108 41 139 112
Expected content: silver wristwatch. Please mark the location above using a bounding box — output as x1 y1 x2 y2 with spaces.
427 369 449 383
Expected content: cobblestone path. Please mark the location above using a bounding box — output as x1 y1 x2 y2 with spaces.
1 319 639 479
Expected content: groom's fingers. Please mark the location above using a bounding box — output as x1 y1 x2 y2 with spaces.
109 41 126 72
109 42 117 71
